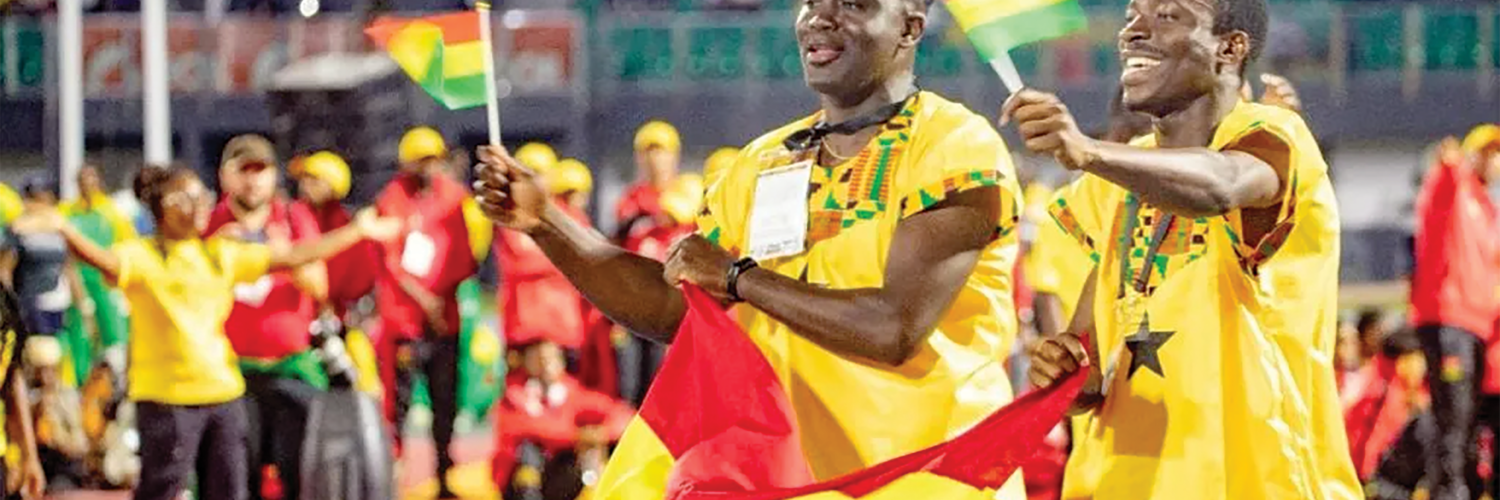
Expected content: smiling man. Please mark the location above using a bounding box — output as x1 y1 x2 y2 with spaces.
473 0 1024 497
1013 0 1360 498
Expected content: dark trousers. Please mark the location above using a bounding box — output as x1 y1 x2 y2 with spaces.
390 335 459 488
1380 324 1497 500
134 399 249 500
244 374 320 500
618 335 664 407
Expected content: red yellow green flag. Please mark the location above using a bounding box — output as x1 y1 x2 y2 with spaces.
945 0 1088 62
592 285 1089 500
365 11 490 110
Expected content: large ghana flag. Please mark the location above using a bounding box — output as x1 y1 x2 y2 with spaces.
592 285 1090 500
365 10 490 110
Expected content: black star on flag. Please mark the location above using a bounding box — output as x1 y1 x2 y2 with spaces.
1125 313 1175 379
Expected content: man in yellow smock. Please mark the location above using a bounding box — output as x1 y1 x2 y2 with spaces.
1012 0 1360 498
471 0 1025 497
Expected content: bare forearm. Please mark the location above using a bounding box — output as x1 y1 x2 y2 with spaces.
736 268 915 366
272 224 363 270
530 204 684 342
1035 293 1067 337
1084 143 1253 217
59 225 120 281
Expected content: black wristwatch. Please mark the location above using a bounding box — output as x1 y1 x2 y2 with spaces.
726 257 759 303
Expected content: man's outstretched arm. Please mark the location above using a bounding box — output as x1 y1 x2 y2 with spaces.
475 146 685 343
664 187 1002 367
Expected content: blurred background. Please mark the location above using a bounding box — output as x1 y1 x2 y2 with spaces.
0 0 1492 288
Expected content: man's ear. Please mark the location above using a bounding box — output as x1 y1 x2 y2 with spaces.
1217 30 1251 74
900 10 927 49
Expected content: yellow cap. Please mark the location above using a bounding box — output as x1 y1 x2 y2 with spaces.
399 126 448 164
298 151 352 200
634 121 681 153
704 147 739 179
515 143 559 173
547 158 594 195
660 174 705 225
1463 124 1500 154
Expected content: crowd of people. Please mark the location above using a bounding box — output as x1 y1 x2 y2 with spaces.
0 0 1496 497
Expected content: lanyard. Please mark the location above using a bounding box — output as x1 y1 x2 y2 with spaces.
1116 195 1177 297
781 91 918 153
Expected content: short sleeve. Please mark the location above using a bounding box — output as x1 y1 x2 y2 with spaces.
210 238 273 284
111 239 154 289
894 116 1021 240
1046 175 1114 264
696 149 746 256
1215 107 1314 270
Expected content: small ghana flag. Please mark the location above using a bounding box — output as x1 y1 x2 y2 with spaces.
365 11 490 110
945 0 1089 62
591 285 1090 500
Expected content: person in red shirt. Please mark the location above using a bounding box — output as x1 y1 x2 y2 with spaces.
490 339 631 500
496 153 589 351
289 151 379 319
1410 125 1500 500
374 127 477 499
199 135 329 500
616 173 699 406
614 121 681 245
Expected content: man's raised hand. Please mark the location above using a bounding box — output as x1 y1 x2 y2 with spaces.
474 145 551 233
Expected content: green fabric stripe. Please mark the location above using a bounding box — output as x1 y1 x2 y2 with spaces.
414 43 489 110
240 349 330 390
963 0 1088 61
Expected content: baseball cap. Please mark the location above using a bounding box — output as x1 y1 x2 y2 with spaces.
399 127 448 164
1463 124 1500 155
634 121 681 153
546 159 593 196
222 134 278 172
296 151 352 200
515 143 560 173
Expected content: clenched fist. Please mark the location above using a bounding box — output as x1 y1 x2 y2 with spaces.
1001 89 1100 171
1027 334 1090 390
663 235 738 302
474 145 551 234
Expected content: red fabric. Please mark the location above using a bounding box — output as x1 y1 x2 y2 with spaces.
628 223 696 261
1413 158 1500 344
1013 259 1033 322
495 200 590 348
489 374 633 490
647 286 1089 500
202 199 320 360
374 173 476 338
1342 356 1426 479
1022 423 1069 500
615 183 663 234
294 201 381 318
577 304 620 397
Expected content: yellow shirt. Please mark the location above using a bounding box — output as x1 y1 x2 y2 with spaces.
1025 181 1093 321
60 193 139 243
1053 101 1359 500
696 92 1025 495
0 185 21 226
116 237 270 405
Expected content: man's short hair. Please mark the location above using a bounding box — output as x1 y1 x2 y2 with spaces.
1212 0 1268 73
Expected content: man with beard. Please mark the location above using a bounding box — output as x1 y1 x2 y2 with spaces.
1016 0 1360 497
202 134 328 500
473 0 1026 496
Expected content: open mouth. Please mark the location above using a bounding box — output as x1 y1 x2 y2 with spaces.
804 42 844 66
1120 54 1162 83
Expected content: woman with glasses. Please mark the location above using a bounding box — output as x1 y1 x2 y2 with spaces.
18 165 401 500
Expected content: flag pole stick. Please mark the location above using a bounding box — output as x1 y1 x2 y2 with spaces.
988 51 1024 94
477 1 502 146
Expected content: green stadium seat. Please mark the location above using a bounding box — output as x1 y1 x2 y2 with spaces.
917 35 965 78
753 27 802 79
612 26 675 81
1010 45 1041 78
1493 11 1499 68
688 27 745 80
1350 9 1403 72
1424 11 1479 70
1092 41 1117 81
17 24 43 88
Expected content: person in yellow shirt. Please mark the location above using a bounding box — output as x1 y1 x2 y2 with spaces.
472 0 1024 497
1013 0 1359 498
21 165 401 500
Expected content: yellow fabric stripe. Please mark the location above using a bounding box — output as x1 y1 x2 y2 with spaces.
945 0 1071 30
791 472 997 499
387 21 443 82
592 417 674 500
443 40 488 79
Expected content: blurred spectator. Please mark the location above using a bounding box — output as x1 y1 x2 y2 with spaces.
24 336 88 493
1350 328 1428 489
0 178 81 341
614 121 681 407
59 165 136 384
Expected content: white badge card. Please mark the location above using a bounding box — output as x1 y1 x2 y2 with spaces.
401 231 437 278
746 160 814 261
